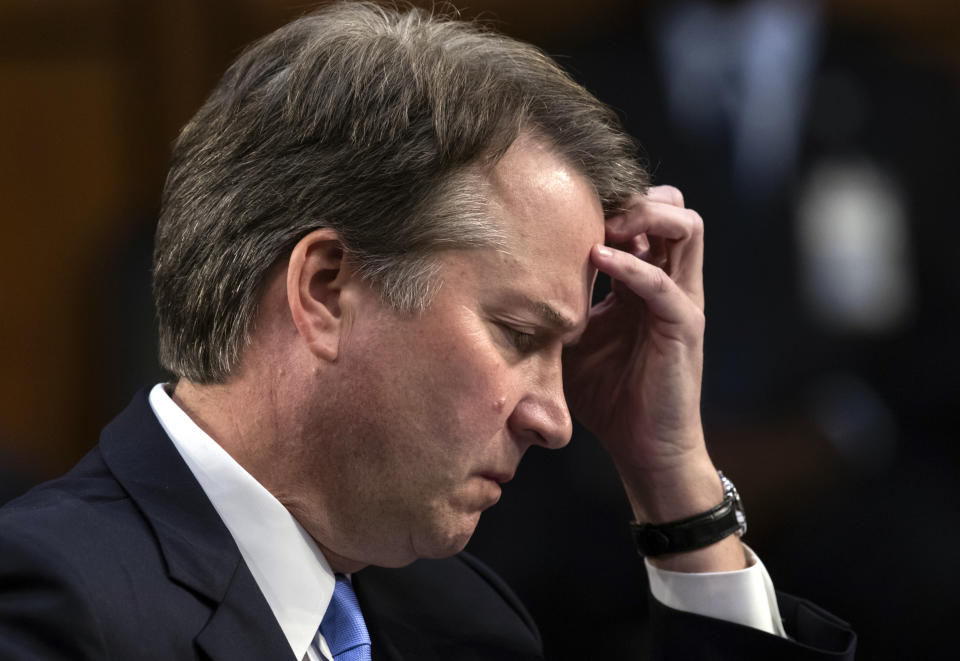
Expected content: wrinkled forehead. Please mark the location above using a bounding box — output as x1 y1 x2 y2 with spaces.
487 136 604 243
462 136 605 323
490 137 604 254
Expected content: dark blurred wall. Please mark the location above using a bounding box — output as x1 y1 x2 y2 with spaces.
0 0 261 475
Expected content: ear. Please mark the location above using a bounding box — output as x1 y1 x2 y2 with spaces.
286 228 351 362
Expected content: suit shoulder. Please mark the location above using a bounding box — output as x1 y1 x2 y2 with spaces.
0 445 214 660
0 484 111 660
0 446 139 545
2 447 126 512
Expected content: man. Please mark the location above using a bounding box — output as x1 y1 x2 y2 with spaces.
0 3 855 659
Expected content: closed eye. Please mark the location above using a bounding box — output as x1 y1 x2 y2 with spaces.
498 324 538 353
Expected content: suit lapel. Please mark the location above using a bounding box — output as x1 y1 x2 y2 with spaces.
354 571 442 661
99 390 296 661
195 560 297 661
352 558 545 661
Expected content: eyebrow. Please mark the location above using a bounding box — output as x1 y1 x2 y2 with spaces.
515 294 579 332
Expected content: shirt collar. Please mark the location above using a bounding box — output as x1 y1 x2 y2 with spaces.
148 383 335 660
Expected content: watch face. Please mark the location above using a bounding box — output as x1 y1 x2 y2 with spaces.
734 506 747 537
719 472 747 537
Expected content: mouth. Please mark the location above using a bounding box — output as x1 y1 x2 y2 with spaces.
478 470 515 485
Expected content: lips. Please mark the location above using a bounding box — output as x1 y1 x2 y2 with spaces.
479 470 514 485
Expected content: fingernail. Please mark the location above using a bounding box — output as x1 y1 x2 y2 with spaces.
595 245 612 258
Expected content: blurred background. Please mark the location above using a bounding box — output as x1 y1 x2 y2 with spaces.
1 0 957 658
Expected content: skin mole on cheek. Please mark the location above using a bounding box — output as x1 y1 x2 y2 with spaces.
493 396 507 412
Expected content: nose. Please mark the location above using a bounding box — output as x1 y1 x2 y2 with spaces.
508 357 572 450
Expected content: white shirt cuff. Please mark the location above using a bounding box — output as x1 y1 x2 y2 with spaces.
645 544 786 637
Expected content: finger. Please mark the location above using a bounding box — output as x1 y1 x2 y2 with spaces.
616 186 685 211
605 201 702 243
606 203 704 303
631 233 651 260
644 185 685 208
592 244 702 329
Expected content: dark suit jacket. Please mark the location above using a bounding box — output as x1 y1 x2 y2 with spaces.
0 391 855 659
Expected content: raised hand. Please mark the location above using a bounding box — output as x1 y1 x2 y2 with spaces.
563 186 744 570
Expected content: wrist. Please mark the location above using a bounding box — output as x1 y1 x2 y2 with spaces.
623 462 751 573
618 453 722 524
647 535 748 572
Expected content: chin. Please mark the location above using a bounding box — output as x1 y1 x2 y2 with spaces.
413 514 480 560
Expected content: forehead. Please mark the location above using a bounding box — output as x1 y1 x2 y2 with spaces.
459 136 605 324
486 136 606 249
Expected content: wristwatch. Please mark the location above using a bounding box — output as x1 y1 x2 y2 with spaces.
629 470 747 558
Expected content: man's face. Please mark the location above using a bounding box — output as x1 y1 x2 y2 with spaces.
316 136 605 567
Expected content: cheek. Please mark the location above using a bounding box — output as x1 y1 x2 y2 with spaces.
431 332 514 432
391 329 516 462
340 304 517 456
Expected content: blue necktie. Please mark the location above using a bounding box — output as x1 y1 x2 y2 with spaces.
319 575 372 661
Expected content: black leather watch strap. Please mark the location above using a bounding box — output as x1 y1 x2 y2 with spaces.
629 497 741 557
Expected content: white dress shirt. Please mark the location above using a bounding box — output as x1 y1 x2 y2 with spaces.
149 384 336 661
148 382 785 661
646 546 785 636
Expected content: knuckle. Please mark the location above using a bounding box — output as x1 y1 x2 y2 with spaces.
685 209 704 237
651 267 671 294
680 306 706 343
662 185 685 208
690 307 706 333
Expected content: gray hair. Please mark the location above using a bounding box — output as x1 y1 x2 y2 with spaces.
154 1 648 383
